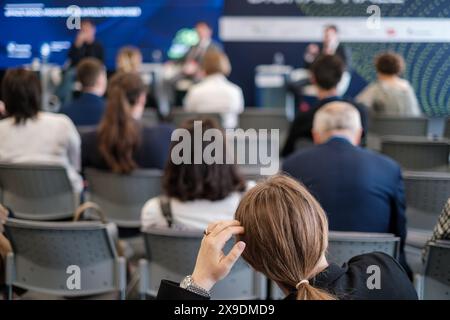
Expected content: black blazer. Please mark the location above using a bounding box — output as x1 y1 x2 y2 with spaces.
303 43 351 69
81 122 174 171
156 252 417 300
68 41 105 67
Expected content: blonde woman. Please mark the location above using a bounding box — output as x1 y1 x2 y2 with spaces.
116 46 143 74
156 175 417 300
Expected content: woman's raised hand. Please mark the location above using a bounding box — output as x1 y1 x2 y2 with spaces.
191 220 246 291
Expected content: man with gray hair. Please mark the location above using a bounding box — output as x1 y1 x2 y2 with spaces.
283 101 410 276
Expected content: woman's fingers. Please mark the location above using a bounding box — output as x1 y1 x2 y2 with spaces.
209 220 241 237
213 226 244 248
221 241 246 271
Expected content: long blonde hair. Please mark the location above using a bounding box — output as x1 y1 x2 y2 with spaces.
235 175 335 300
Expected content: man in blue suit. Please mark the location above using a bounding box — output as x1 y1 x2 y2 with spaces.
60 57 106 126
283 101 410 275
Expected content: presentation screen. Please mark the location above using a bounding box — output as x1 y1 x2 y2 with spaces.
0 0 223 70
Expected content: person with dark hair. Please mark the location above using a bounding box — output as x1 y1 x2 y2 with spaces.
60 58 107 126
282 55 368 157
141 117 252 230
68 19 104 67
304 25 351 69
81 72 173 173
357 52 421 116
0 68 83 193
156 175 417 300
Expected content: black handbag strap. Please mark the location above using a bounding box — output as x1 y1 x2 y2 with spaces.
159 195 173 228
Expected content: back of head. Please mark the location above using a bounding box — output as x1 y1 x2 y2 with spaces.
202 49 231 76
313 101 362 136
375 52 405 76
1 68 41 125
310 54 344 90
97 72 147 174
77 57 105 90
235 175 334 300
163 117 245 202
116 46 143 74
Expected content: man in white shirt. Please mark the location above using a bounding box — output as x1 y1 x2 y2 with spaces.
184 49 244 128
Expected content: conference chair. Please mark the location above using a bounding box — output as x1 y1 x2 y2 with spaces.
380 136 450 170
226 130 280 177
0 163 79 221
170 110 222 127
403 171 450 274
139 228 267 300
270 231 400 299
4 218 126 300
421 240 450 300
404 170 450 230
238 107 290 134
369 116 428 137
142 108 159 127
238 107 290 152
84 168 162 228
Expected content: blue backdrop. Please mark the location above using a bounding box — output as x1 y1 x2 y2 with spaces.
0 0 223 69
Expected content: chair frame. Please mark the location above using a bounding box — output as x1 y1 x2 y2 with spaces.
138 228 267 300
4 218 126 300
0 163 79 220
84 168 163 228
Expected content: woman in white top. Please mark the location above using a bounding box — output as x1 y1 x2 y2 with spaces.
0 68 83 193
357 52 421 117
184 49 244 129
141 117 253 230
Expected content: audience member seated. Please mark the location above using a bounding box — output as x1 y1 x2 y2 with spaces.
116 46 143 74
60 58 107 126
423 198 450 261
141 118 251 230
357 52 421 116
156 175 418 300
282 102 410 275
282 55 368 157
0 68 83 193
82 72 173 172
184 49 244 128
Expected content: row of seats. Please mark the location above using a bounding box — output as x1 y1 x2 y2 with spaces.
1 164 449 230
142 109 450 171
4 217 449 300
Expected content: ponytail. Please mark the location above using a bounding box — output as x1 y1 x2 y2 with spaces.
295 280 336 300
98 84 141 174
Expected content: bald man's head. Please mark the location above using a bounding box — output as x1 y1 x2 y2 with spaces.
312 101 363 146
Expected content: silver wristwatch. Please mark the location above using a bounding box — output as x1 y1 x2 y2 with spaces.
180 275 211 298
